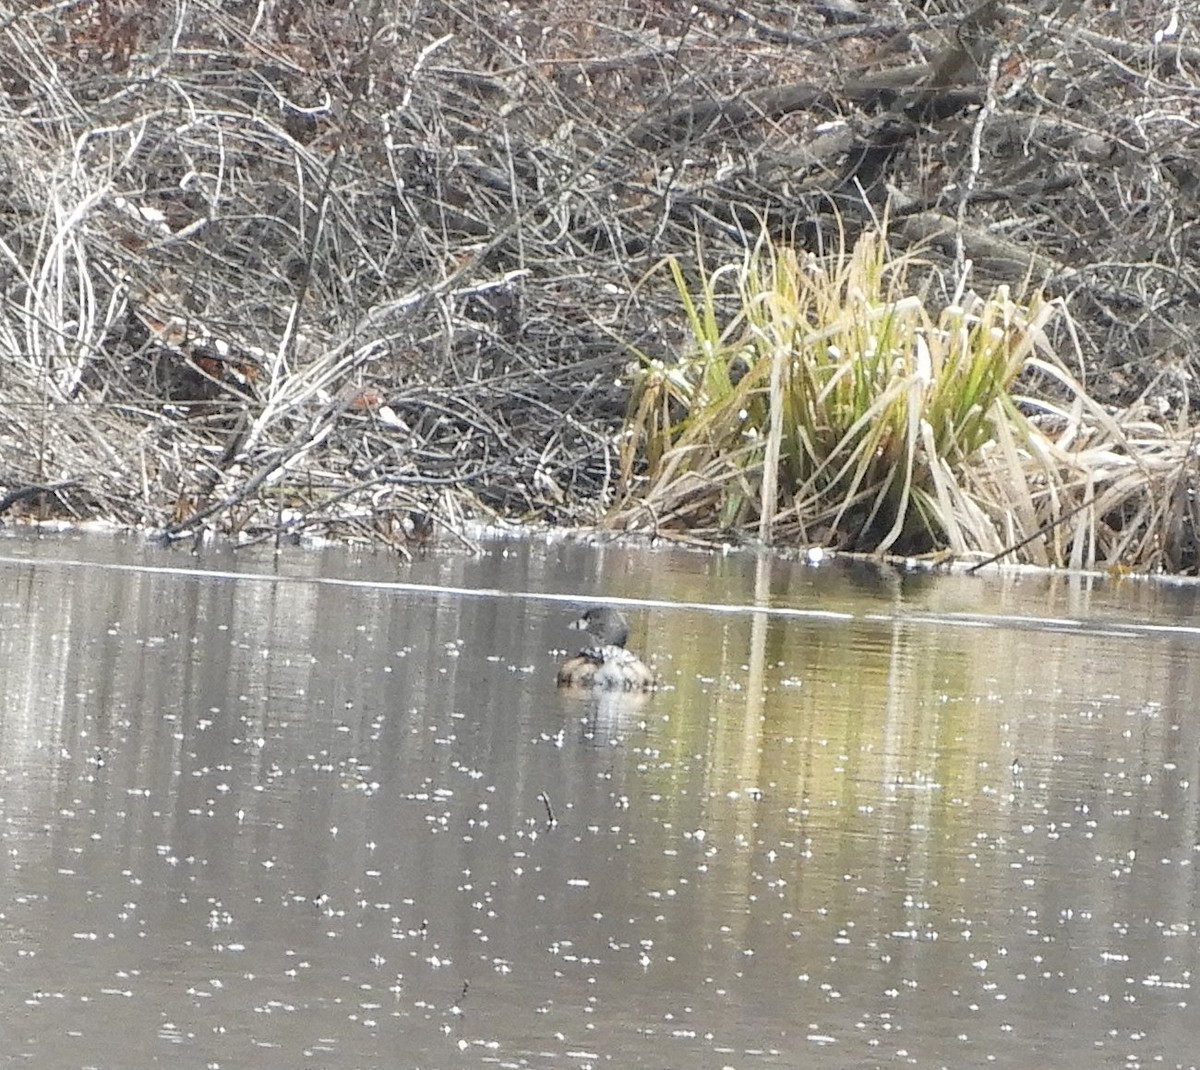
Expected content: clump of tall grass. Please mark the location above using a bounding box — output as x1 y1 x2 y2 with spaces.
614 227 1196 570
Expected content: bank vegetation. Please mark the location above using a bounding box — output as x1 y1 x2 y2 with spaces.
1 0 1199 571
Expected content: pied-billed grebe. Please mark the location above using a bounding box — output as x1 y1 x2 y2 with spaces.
557 606 655 691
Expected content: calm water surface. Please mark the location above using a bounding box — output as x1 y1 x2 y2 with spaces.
2 530 1199 1070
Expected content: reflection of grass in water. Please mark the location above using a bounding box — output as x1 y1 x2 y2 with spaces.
636 610 1189 975
653 607 1177 823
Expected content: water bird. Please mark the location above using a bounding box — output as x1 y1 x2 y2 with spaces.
556 606 655 691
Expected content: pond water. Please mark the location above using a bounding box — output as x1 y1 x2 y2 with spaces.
2 529 1199 1070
